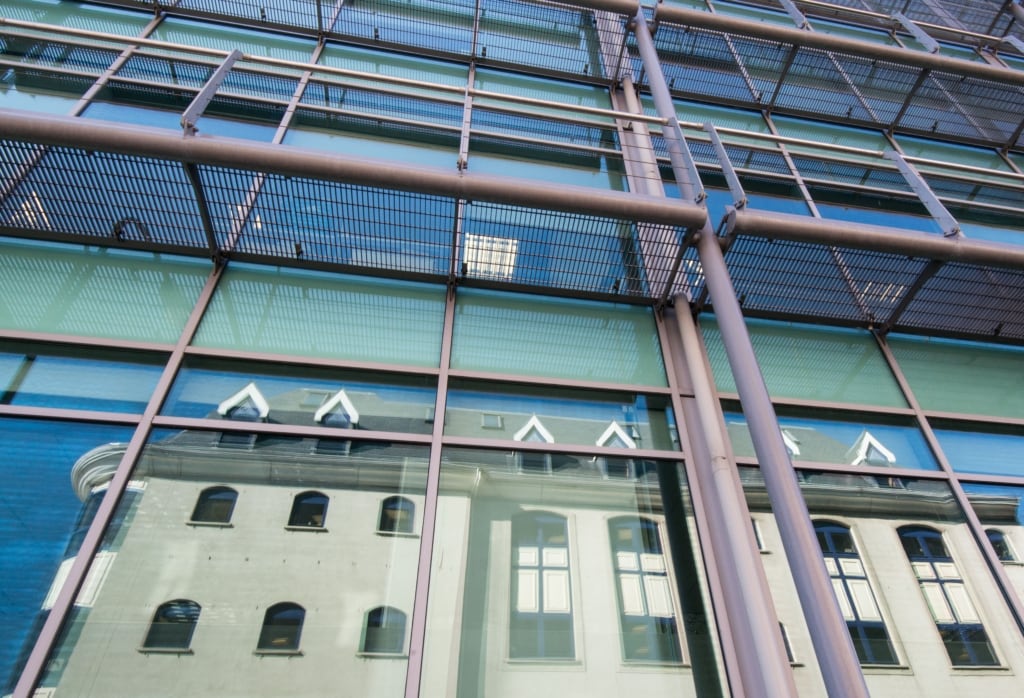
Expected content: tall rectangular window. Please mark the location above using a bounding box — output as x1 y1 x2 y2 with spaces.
510 512 573 659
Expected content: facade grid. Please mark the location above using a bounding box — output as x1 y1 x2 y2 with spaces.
2 0 1024 697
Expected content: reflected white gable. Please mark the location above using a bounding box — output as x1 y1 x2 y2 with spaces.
314 389 360 426
513 415 554 443
217 382 270 419
596 421 637 449
847 430 897 466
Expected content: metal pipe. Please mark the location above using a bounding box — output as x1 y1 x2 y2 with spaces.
694 228 872 698
673 305 799 698
652 5 1024 87
726 207 1024 270
0 109 707 230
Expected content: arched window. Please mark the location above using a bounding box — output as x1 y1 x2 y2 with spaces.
986 529 1016 562
609 517 681 662
190 486 237 524
378 496 415 534
510 511 573 659
898 525 998 666
257 602 305 651
814 521 896 665
288 491 328 528
143 599 201 650
362 606 407 654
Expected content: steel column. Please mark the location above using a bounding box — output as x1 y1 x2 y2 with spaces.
694 228 871 698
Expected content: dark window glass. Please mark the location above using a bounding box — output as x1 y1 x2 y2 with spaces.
378 496 414 534
363 606 406 653
143 600 200 649
986 529 1015 562
899 526 998 666
510 512 573 659
257 603 305 651
190 486 237 524
288 491 328 528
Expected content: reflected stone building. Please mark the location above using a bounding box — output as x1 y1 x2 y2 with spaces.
3 0 1024 697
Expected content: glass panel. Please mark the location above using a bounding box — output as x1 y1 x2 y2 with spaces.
726 410 936 470
445 380 677 451
895 136 1011 172
476 69 611 109
887 335 1024 419
963 484 1024 570
0 341 164 412
0 0 151 33
933 428 1024 477
468 148 625 190
162 356 436 434
319 43 467 88
421 448 724 696
0 418 134 694
37 429 429 695
701 318 907 407
0 239 208 343
150 18 317 62
452 289 667 386
771 116 889 152
745 467 1023 694
192 265 446 367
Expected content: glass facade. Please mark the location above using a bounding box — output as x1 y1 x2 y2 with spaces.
2 0 1024 697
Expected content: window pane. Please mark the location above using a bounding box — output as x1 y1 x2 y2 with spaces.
150 18 316 62
0 342 164 412
0 239 208 343
0 418 134 693
702 318 906 407
745 468 1023 692
162 357 436 435
192 265 446 367
452 290 666 386
888 336 1024 420
37 429 428 696
0 0 151 33
445 381 677 451
421 448 723 696
726 410 936 470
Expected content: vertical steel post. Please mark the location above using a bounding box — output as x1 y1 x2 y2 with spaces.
632 11 870 698
695 230 871 698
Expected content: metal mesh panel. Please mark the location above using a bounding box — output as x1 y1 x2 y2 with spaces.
476 0 603 77
472 108 617 150
174 0 327 31
332 0 476 56
897 71 1021 143
300 83 464 130
198 167 456 276
0 32 121 74
220 67 301 102
926 174 1024 210
790 155 910 192
0 140 208 248
115 53 215 89
461 201 674 296
722 237 877 321
897 263 1024 341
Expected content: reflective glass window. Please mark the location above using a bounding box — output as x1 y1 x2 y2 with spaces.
363 606 407 654
0 240 208 343
150 18 316 62
189 486 238 525
702 318 906 407
888 335 1024 419
933 428 1024 477
0 342 164 413
38 429 428 696
0 0 151 33
143 599 201 650
452 290 666 386
162 357 436 434
445 381 676 451
726 411 936 470
192 266 446 367
0 418 134 694
421 448 722 696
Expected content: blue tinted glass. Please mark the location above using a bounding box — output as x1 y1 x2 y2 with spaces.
0 418 133 692
163 359 435 433
815 202 941 233
83 102 179 129
0 345 164 413
726 412 936 469
934 429 1024 477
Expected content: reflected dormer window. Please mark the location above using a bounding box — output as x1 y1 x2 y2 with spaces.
315 389 359 455
217 383 269 449
514 415 554 473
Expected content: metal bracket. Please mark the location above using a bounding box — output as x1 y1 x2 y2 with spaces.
181 49 243 135
777 0 809 29
893 13 939 53
883 150 960 236
703 122 747 210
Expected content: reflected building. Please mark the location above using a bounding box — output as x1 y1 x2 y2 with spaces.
3 0 1024 697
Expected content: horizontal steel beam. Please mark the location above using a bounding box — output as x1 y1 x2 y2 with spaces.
0 109 707 229
725 207 1024 270
652 5 1024 87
